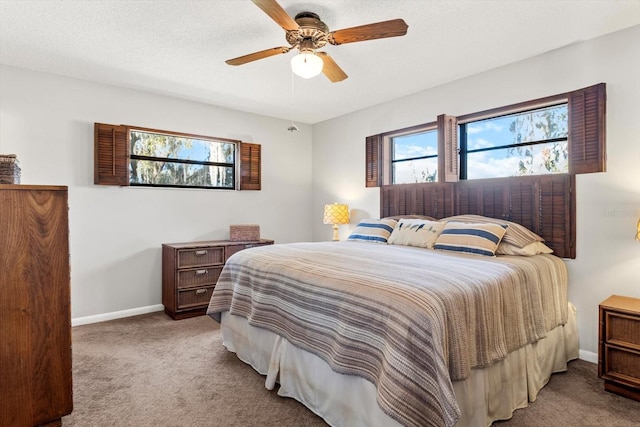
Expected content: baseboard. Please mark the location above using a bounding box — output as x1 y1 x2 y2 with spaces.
72 304 165 327
579 349 598 364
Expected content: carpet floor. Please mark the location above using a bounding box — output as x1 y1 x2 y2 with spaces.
63 312 640 427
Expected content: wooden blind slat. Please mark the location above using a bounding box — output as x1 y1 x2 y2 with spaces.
94 123 129 186
239 142 261 190
569 83 606 174
366 134 382 187
437 114 459 183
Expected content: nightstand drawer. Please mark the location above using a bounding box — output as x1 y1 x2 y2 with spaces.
177 266 223 289
606 312 640 350
225 242 267 261
178 286 215 309
599 295 640 402
163 239 273 320
603 346 640 387
177 246 224 268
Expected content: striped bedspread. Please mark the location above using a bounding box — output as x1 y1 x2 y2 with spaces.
207 241 568 427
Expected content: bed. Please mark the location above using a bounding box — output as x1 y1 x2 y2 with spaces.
207 218 579 426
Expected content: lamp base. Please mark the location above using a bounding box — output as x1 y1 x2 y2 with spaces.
332 224 340 241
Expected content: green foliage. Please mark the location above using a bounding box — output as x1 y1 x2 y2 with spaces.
507 105 569 175
129 131 235 187
410 161 437 183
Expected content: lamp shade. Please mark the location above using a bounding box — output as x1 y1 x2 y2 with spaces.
323 203 350 225
291 52 323 79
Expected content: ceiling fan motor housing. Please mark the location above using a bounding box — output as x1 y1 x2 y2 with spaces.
286 12 329 50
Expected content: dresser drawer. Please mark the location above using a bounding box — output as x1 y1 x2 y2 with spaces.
177 286 214 309
605 312 640 349
177 246 224 268
177 266 223 289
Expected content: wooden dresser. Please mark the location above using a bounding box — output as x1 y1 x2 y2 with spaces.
162 239 274 320
598 294 640 401
0 185 73 427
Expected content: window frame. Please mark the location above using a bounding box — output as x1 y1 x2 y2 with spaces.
94 123 261 191
128 127 237 190
382 121 438 185
365 82 606 187
458 102 569 180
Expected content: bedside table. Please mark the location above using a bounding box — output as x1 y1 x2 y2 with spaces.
162 239 274 320
598 295 640 401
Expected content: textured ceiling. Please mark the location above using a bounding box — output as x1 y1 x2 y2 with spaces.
1 1 639 124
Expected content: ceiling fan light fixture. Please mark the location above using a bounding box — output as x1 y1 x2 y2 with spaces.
290 51 323 79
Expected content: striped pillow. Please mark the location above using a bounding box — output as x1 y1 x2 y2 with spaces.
434 222 507 256
347 218 397 243
441 215 543 248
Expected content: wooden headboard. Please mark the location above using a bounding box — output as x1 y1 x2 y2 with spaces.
381 174 576 258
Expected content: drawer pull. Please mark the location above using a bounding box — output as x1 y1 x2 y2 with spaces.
195 250 208 256
195 289 207 295
195 269 208 275
245 244 255 248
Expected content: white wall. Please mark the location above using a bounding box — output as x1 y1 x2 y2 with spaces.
311 25 640 359
0 66 313 321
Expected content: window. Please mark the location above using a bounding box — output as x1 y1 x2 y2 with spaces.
391 129 438 184
94 123 261 190
129 129 236 189
366 83 605 187
459 104 568 180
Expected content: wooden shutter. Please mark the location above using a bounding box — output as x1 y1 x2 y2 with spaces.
568 83 606 174
94 123 129 186
365 134 382 187
537 174 575 258
437 114 459 183
239 142 261 190
381 182 454 219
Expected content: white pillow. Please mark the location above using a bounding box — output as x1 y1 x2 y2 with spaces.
387 218 446 249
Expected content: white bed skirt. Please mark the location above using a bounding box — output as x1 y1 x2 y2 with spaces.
219 303 579 427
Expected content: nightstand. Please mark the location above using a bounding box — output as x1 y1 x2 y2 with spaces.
598 295 640 401
162 239 274 320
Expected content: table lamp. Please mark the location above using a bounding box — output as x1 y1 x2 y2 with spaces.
323 203 350 241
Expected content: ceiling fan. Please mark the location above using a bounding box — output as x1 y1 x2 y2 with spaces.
225 0 409 82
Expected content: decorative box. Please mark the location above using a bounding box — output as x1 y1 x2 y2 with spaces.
0 154 21 184
230 224 260 241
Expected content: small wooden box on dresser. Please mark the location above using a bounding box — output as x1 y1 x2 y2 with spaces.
599 295 640 402
0 185 73 427
162 239 274 320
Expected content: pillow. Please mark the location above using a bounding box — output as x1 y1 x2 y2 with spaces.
434 222 507 256
387 218 446 249
440 214 543 248
496 241 554 256
347 218 397 243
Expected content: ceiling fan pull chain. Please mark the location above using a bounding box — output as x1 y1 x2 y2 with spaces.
288 68 299 132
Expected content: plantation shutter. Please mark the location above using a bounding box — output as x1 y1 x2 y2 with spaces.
365 134 382 187
437 114 459 182
94 123 129 186
239 142 261 190
568 83 606 174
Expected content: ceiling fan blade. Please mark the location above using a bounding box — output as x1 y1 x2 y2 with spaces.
226 47 291 66
251 0 299 32
328 19 408 45
317 52 348 82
